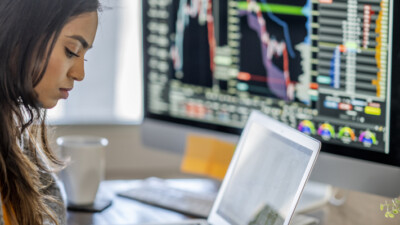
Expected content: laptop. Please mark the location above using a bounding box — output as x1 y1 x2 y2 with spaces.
142 110 321 225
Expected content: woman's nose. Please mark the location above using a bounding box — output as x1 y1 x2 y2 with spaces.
68 59 85 81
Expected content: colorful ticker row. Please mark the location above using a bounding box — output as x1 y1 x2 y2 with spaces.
298 120 377 146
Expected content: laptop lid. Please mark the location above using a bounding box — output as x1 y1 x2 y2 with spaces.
207 110 321 225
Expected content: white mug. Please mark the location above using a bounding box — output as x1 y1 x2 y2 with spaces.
57 135 108 206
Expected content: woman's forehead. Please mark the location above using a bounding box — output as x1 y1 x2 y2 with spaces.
61 12 98 47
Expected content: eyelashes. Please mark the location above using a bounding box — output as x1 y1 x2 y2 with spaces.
65 47 88 62
65 47 80 58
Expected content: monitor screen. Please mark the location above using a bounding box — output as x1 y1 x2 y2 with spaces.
143 0 400 166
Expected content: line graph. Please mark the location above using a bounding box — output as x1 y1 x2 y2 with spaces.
171 0 216 77
237 0 309 101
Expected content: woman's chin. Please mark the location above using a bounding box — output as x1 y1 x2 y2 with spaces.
39 100 59 109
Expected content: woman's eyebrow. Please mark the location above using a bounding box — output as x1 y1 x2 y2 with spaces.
66 35 92 49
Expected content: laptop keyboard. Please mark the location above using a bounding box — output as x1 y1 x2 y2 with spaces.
118 182 215 218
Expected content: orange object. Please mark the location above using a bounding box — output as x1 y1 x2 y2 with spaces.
180 135 236 180
237 72 251 81
339 44 346 53
2 205 11 225
310 83 319 90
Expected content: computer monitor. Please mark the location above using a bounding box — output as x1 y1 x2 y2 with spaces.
141 0 400 196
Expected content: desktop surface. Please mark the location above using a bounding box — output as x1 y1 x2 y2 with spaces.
68 179 400 225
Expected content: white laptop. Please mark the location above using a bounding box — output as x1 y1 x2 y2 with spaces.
143 110 321 225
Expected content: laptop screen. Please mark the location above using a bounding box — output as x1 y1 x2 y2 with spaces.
216 122 313 225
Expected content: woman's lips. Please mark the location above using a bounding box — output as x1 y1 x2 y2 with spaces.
60 88 72 99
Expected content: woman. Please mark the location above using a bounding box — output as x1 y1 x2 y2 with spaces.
0 0 100 224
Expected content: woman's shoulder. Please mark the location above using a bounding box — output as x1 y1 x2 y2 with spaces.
42 172 67 225
21 131 67 224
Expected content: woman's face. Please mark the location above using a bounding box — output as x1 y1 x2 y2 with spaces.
34 12 98 109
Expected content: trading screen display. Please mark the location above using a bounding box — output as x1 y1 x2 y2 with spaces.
143 0 395 154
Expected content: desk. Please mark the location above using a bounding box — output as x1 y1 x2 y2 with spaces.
67 179 400 225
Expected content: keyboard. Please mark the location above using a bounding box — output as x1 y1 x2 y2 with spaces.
118 178 320 225
118 178 216 218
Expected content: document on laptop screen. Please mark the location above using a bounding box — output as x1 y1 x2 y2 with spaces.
216 122 313 225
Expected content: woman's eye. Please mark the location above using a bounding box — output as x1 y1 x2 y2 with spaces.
65 47 79 58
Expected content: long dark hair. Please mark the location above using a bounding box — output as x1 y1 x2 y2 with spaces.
0 0 100 224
